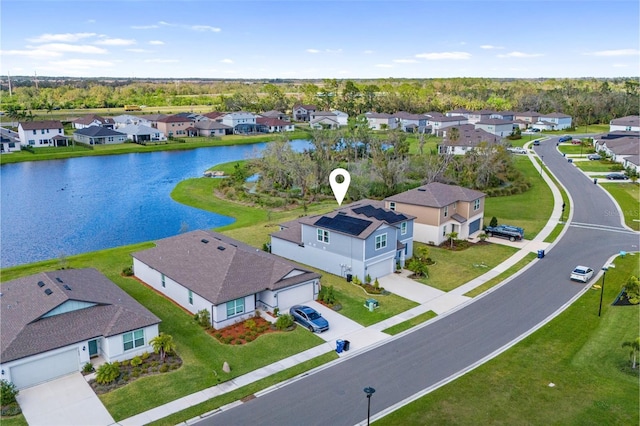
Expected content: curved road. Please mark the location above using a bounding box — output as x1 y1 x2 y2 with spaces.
202 137 638 425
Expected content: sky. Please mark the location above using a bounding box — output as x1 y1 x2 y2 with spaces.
1 0 639 79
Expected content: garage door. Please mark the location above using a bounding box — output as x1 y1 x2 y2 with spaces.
11 349 79 389
366 259 393 281
469 218 481 234
277 283 315 310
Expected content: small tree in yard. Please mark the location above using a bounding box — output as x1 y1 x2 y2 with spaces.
624 276 640 304
446 231 459 249
1 379 19 406
622 337 640 369
407 245 431 278
95 362 120 385
490 216 498 227
194 309 211 328
275 314 294 330
150 332 177 363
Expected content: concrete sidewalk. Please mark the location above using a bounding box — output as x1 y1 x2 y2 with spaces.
115 150 567 426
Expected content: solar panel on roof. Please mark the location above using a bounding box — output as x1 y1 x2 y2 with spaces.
314 215 372 236
352 205 408 223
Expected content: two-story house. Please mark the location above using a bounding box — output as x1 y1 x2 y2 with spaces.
1 127 22 152
534 112 572 131
438 125 501 155
429 115 469 136
466 110 496 124
609 115 640 132
155 115 193 137
385 182 486 245
474 118 515 137
112 114 152 129
221 111 258 133
271 200 414 281
72 114 115 130
394 111 428 133
17 120 66 148
513 111 541 127
364 112 398 130
292 104 317 122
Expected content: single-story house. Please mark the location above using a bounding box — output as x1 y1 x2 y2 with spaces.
365 112 398 130
195 120 232 136
594 135 640 165
0 268 160 389
72 114 115 130
132 230 322 329
438 124 502 155
73 127 127 145
610 115 640 132
118 124 166 143
112 114 152 129
271 200 414 281
385 182 486 245
310 116 340 129
17 120 65 147
256 117 295 132
260 110 290 121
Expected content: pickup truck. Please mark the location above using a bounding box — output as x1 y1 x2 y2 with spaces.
484 225 524 242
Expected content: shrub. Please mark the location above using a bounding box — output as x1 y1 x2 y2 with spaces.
141 351 150 360
624 276 640 304
120 359 129 366
122 266 133 276
1 403 21 417
159 364 170 373
373 278 380 290
130 356 142 367
275 314 294 330
194 309 211 328
82 362 95 374
490 216 498 227
245 318 257 331
365 274 372 284
0 379 19 406
95 362 120 385
151 360 159 368
352 276 361 285
273 307 280 317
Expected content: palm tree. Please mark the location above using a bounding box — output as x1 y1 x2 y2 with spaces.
446 231 459 249
150 332 176 362
622 337 640 369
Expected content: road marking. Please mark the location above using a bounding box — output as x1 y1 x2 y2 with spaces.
569 222 637 234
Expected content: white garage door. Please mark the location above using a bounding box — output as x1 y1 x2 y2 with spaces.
366 259 393 281
277 283 315 310
11 349 79 389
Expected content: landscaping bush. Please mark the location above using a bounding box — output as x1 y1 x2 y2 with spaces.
194 309 211 328
275 313 294 330
122 266 133 276
159 364 170 373
0 379 19 406
141 351 150 360
130 356 142 367
624 276 639 304
82 362 95 374
490 216 498 227
95 362 120 385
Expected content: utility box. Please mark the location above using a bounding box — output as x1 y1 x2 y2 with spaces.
365 298 379 311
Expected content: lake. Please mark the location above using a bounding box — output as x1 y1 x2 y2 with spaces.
1 140 310 268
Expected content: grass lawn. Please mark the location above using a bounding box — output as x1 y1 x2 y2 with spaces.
576 160 626 173
557 144 596 156
464 252 538 297
484 156 553 239
382 310 437 335
0 414 27 426
600 183 640 231
379 253 640 425
415 242 518 292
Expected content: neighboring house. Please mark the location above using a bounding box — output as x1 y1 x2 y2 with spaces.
156 115 193 137
1 127 21 152
474 118 515 137
202 111 225 121
292 104 317 122
73 127 127 145
139 114 168 129
17 120 65 147
429 115 470 136
491 111 516 121
394 111 428 133
256 117 295 132
331 109 349 126
537 112 572 130
221 111 260 133
132 230 321 329
610 115 640 132
260 110 290 121
112 114 151 129
514 111 541 126
594 135 640 164
271 200 414 281
385 182 486 246
310 116 340 129
118 124 166 143
445 108 471 118
438 125 501 155
0 268 160 389
466 110 496 124
365 112 398 130
195 120 232 136
72 114 115 130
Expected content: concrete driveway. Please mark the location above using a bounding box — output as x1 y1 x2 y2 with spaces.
17 373 115 426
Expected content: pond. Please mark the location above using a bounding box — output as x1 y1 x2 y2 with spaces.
1 140 310 268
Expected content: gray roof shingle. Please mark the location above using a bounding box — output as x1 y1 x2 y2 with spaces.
386 182 485 208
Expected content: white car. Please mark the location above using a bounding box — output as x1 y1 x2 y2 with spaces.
570 266 594 282
507 147 527 154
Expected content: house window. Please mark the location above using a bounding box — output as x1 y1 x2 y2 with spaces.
389 202 396 211
443 206 448 217
123 329 144 351
188 290 193 305
401 222 407 235
161 274 166 288
317 229 329 243
473 199 480 211
443 227 446 237
33 130 37 135
226 298 245 317
375 234 387 250
29 140 35 145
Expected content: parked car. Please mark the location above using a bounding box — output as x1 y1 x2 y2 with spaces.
587 154 602 160
484 224 524 242
558 135 572 143
508 147 527 154
606 173 628 180
530 128 541 132
289 305 329 333
570 265 594 283
533 140 540 146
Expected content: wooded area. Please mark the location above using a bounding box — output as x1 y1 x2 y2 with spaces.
1 77 638 126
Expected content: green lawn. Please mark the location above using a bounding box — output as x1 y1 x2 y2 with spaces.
379 253 640 425
576 160 625 173
600 183 640 231
464 252 538 297
557 144 596 156
382 310 437 335
484 156 553 239
415 243 518 292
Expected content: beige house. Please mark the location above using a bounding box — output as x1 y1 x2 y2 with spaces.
156 115 193 137
384 182 486 245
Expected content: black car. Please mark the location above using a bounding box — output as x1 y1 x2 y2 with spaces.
606 173 628 180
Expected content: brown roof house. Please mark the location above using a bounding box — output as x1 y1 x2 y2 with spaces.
292 104 317 122
17 120 65 148
156 115 194 137
385 182 486 245
0 268 160 389
438 124 502 155
132 230 321 328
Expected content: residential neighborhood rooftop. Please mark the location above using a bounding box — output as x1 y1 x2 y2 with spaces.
386 182 486 208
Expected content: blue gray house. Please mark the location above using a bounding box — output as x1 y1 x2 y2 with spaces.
270 200 414 281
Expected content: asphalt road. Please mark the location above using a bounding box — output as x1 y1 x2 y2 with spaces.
201 136 638 426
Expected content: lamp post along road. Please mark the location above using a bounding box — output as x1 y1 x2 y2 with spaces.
364 387 375 426
598 267 608 317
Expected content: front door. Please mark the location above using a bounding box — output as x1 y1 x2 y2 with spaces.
88 339 98 358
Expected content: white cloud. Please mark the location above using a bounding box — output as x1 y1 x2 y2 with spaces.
131 24 160 30
144 59 179 63
415 51 471 60
220 58 234 63
27 32 96 43
127 48 151 53
363 50 374 54
480 45 503 50
149 40 165 45
95 38 136 46
48 59 115 69
393 59 418 63
375 64 394 68
325 48 343 54
37 43 108 54
497 51 543 58
191 25 221 32
306 49 320 54
1 49 62 58
584 49 639 57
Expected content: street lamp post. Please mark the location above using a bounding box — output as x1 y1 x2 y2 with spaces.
364 387 376 426
598 267 608 317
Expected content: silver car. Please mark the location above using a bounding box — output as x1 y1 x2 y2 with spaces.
570 266 594 283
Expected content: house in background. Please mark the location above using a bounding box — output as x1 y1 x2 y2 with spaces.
474 118 515 137
491 111 516 121
72 114 115 130
331 110 349 126
513 111 541 127
271 200 414 281
394 111 428 133
112 114 151 129
194 120 232 136
365 112 398 130
466 110 496 124
260 110 290 121
438 124 500 155
73 127 127 145
118 124 165 143
139 114 168 129
257 117 295 132
445 108 471 118
385 182 486 246
1 127 21 152
292 104 317 122
132 230 321 329
310 115 340 129
17 120 66 148
536 112 572 130
156 115 193 137
610 115 640 132
428 115 469 135
221 111 260 133
0 268 160 389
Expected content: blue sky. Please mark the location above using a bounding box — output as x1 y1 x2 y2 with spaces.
1 0 638 79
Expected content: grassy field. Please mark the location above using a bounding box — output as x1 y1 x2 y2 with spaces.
464 252 538 297
600 183 640 231
576 160 626 173
557 144 597 155
484 156 553 239
379 253 640 425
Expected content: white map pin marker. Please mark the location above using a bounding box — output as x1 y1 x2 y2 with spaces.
329 168 351 206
